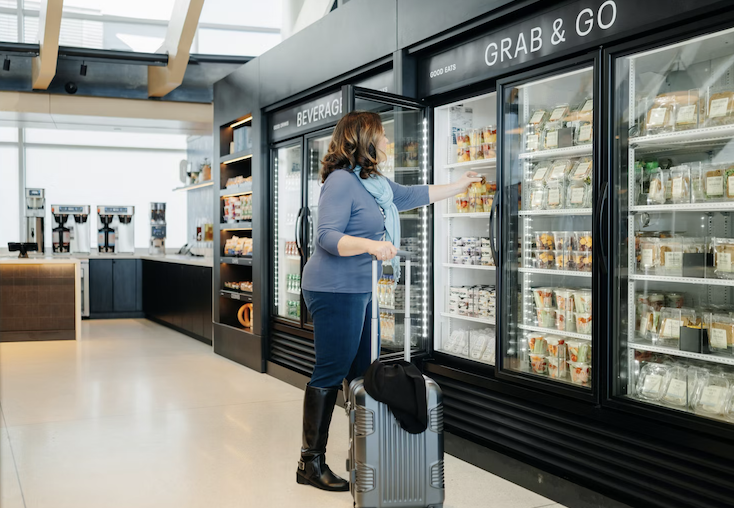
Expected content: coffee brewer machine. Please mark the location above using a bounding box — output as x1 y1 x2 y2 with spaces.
51 205 91 254
149 202 166 255
97 206 135 254
25 188 45 253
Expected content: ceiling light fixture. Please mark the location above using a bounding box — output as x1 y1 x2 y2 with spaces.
80 61 87 76
3 56 10 72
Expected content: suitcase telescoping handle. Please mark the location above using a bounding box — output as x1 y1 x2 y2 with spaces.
371 250 412 363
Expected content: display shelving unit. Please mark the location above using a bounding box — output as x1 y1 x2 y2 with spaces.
216 114 255 336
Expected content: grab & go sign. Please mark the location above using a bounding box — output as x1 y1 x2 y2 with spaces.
420 0 720 95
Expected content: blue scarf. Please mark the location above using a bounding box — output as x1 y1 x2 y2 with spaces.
352 165 401 279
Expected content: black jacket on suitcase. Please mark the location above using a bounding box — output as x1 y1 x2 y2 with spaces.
364 360 428 434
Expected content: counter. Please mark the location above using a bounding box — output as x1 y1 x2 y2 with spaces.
0 252 213 268
0 258 81 341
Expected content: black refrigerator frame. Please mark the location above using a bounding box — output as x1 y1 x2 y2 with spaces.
494 51 606 404
603 11 734 441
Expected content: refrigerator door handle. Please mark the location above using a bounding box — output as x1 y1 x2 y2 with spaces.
489 189 500 266
597 182 609 274
295 207 305 256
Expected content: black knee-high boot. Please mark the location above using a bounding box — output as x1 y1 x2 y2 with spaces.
296 385 349 491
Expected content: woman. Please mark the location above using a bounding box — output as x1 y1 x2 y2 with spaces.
296 111 482 491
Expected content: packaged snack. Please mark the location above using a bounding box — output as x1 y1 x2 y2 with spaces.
568 361 591 386
713 237 734 279
657 307 698 347
455 191 470 213
528 334 547 354
724 164 734 199
639 305 661 338
482 126 497 145
529 185 546 210
553 250 567 270
704 165 725 200
645 93 678 135
470 128 483 147
525 109 548 152
674 90 700 131
547 355 568 379
456 146 471 163
669 165 691 204
532 287 555 308
575 122 593 145
694 373 730 416
543 125 560 150
636 363 669 401
469 145 483 161
567 181 590 208
536 308 556 328
659 238 684 273
647 168 667 204
690 162 705 202
664 293 685 309
545 336 566 357
575 313 592 335
548 104 570 124
570 157 593 184
555 309 575 332
564 98 593 146
639 238 661 271
702 312 733 352
545 180 565 210
572 251 592 272
574 231 592 252
533 250 555 270
706 89 734 127
661 366 692 408
535 231 554 251
574 290 592 314
648 292 666 310
547 159 574 182
554 289 574 312
529 354 548 374
565 339 591 363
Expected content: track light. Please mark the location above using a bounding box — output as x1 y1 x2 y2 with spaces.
80 61 87 76
3 56 9 72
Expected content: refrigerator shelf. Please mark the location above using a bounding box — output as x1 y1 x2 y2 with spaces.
519 208 592 216
285 255 301 261
519 145 592 160
220 256 252 266
631 202 734 213
444 159 497 171
220 183 253 197
220 221 252 231
630 274 734 287
443 212 491 218
519 268 592 278
220 289 253 302
443 263 495 271
630 124 734 148
629 342 734 366
519 324 591 341
440 312 495 325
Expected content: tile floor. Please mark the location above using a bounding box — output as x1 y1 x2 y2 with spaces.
0 319 566 508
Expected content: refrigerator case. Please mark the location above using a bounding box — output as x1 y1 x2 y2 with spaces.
433 93 498 365
614 26 734 425
499 65 597 392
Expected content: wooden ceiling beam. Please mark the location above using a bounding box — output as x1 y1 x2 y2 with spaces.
148 0 205 98
31 0 64 90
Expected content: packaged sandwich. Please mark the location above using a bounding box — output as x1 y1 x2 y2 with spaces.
713 237 734 279
645 93 678 135
669 165 691 204
704 164 725 201
706 89 734 127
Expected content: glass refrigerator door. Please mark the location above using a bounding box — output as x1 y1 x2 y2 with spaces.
501 67 596 390
614 27 734 424
433 92 498 365
347 87 430 355
273 142 303 324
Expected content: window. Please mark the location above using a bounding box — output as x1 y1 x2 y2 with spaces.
0 145 19 247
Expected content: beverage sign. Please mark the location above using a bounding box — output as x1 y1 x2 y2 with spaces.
270 69 393 142
420 0 719 96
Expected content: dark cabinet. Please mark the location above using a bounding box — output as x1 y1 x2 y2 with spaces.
142 261 212 345
89 259 142 317
89 259 113 313
112 260 137 312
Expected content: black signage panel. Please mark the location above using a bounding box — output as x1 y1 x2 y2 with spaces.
420 0 721 96
270 69 393 142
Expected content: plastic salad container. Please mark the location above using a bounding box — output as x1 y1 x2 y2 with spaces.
574 290 592 314
636 363 670 401
568 362 591 386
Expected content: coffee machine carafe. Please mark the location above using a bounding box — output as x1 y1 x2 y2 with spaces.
97 206 135 254
25 188 45 254
149 202 166 255
51 205 90 254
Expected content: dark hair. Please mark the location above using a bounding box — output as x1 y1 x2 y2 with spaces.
321 111 385 182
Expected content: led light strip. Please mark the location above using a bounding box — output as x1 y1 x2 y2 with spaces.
274 157 279 310
422 117 429 339
230 116 253 128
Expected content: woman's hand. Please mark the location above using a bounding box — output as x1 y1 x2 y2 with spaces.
456 171 484 193
367 240 398 261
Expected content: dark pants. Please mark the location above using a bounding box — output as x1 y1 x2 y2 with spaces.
302 290 379 389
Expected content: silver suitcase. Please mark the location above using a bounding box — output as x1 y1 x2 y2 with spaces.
347 253 445 508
